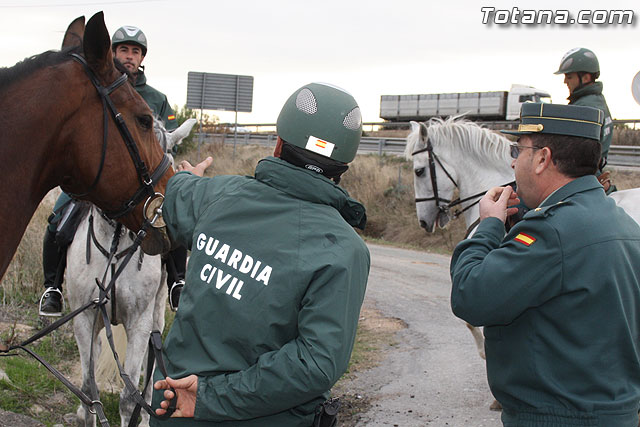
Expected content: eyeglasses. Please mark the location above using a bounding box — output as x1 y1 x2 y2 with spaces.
510 144 541 159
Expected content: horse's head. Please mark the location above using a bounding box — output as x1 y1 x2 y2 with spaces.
154 117 197 164
406 120 458 233
59 12 174 255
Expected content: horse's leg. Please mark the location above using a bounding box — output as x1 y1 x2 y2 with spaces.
465 322 485 360
463 322 502 410
73 311 102 427
119 314 154 427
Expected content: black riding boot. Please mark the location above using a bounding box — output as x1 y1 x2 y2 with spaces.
39 228 65 316
164 246 187 311
42 228 60 289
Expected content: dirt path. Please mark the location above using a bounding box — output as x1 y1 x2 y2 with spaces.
337 243 502 427
1 242 500 426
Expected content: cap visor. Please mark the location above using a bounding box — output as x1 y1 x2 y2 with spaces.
501 129 534 136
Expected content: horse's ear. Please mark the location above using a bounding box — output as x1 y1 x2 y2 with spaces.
61 16 85 49
410 121 420 134
83 12 113 75
419 122 428 139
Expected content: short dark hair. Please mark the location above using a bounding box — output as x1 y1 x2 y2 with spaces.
530 133 600 178
578 71 600 82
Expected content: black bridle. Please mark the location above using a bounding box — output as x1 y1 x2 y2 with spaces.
68 53 171 220
0 53 177 426
411 124 513 219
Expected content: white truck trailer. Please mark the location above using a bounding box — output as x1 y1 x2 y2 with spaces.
379 84 551 122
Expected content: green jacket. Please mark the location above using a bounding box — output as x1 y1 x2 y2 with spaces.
151 157 370 426
450 175 640 427
135 71 177 131
568 82 612 163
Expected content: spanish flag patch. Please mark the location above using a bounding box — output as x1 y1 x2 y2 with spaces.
514 233 536 246
167 114 176 121
305 135 335 157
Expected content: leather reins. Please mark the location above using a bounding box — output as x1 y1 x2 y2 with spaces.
0 53 177 426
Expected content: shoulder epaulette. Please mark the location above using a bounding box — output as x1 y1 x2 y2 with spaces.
523 200 568 219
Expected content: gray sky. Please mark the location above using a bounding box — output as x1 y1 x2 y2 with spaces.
2 0 639 124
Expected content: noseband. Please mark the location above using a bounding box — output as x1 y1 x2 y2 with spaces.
68 53 171 221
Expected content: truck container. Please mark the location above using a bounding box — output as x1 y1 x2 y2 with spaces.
380 84 551 122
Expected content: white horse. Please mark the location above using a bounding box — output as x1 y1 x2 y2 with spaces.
405 117 640 362
66 118 196 427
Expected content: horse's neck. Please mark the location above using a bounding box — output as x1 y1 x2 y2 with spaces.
0 69 76 279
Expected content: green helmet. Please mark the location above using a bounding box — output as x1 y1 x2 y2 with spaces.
111 25 148 56
554 47 599 75
276 83 362 163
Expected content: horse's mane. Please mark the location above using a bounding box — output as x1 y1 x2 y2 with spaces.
405 116 513 168
0 46 81 94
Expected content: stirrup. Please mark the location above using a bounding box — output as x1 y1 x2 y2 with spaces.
169 280 184 312
38 287 64 317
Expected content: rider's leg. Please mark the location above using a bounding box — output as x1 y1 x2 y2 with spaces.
39 227 65 316
39 193 71 316
165 245 187 311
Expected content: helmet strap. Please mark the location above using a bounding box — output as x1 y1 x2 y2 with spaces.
279 141 349 183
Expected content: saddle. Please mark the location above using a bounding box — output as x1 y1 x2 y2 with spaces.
52 199 91 247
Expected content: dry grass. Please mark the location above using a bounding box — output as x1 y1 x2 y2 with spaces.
4 142 640 306
1 140 639 425
180 141 640 253
1 190 58 308
176 142 467 254
613 126 640 146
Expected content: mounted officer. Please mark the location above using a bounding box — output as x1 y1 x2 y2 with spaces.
554 47 614 192
39 25 186 316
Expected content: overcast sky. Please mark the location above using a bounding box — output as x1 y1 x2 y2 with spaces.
2 0 639 124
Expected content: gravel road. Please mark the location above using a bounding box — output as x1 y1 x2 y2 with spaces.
350 243 502 427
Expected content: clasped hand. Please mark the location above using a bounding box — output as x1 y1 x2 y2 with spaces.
479 186 521 223
154 375 198 418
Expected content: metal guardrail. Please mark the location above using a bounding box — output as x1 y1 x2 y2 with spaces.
224 119 640 132
200 133 640 167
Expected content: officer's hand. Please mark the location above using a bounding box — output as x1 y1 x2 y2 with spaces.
176 157 213 177
479 186 520 223
154 375 198 418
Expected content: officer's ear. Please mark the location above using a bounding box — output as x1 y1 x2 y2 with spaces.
581 73 594 85
534 147 553 175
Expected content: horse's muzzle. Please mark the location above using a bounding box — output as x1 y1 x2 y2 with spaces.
141 226 172 255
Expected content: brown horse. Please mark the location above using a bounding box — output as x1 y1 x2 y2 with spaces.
0 12 174 282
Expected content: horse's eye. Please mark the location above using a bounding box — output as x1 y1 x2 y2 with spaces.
415 167 425 177
136 115 153 131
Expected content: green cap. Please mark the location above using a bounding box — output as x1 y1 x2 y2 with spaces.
502 103 603 140
112 25 148 56
276 82 362 163
554 47 599 75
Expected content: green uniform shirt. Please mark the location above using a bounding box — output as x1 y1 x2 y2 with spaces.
450 175 640 427
151 157 370 426
135 72 177 131
568 82 612 163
